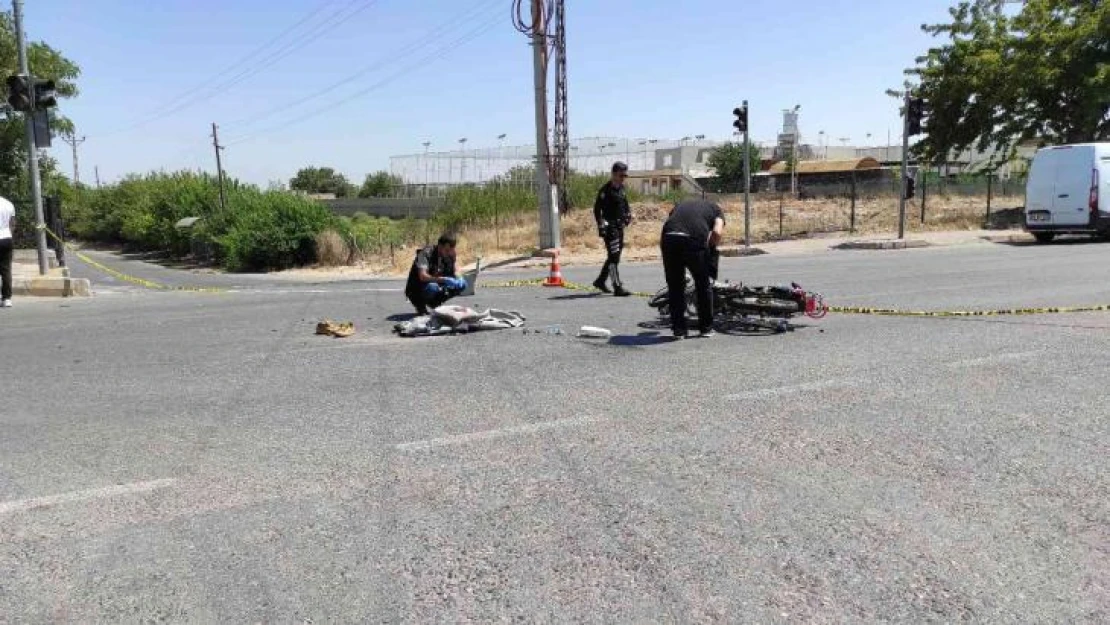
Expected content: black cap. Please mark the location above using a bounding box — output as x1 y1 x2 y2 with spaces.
611 161 629 173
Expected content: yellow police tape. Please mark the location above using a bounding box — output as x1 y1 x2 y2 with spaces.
483 278 1110 317
34 228 1110 315
39 225 227 294
827 304 1110 317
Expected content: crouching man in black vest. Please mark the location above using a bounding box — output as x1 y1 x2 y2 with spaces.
404 233 468 316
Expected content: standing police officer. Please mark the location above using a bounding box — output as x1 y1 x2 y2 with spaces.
593 161 632 296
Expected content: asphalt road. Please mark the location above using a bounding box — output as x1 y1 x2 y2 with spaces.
1 240 1108 622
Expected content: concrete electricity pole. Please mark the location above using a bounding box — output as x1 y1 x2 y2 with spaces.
62 134 85 187
531 0 557 250
12 0 49 275
211 123 227 211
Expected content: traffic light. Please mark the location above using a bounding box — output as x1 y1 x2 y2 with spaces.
33 78 57 109
733 105 748 134
6 74 30 111
904 176 917 199
907 97 925 136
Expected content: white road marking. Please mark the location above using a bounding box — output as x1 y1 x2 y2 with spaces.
396 417 597 452
0 478 177 516
725 379 857 401
945 351 1040 368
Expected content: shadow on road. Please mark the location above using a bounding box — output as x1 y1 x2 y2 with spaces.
387 312 418 322
608 332 674 347
990 235 1108 248
549 293 601 301
118 250 221 272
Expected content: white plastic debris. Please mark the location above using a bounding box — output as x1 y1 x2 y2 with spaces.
577 326 612 339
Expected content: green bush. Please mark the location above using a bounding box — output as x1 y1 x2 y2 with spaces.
71 171 223 254
72 170 339 272
216 189 337 272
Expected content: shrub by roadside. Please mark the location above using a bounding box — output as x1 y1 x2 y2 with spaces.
69 170 340 272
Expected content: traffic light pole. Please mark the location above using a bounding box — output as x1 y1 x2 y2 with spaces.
743 101 751 249
898 91 910 240
13 0 49 275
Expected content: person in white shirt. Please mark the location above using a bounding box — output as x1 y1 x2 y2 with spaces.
0 196 16 308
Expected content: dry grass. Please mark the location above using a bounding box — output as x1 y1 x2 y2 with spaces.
320 192 1021 275
315 229 351 266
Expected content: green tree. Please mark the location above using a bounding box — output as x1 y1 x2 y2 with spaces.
905 0 1109 165
706 142 762 192
0 12 81 209
289 166 352 197
358 170 402 198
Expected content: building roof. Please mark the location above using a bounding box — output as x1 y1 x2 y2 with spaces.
767 157 881 175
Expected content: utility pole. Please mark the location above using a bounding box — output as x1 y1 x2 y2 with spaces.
13 0 48 275
94 166 101 188
898 92 910 240
211 123 227 211
62 134 85 187
531 0 557 250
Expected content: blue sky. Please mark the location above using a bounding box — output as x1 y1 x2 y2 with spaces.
29 0 958 186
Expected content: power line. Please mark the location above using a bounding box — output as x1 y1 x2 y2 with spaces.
224 0 502 130
223 11 503 147
94 1 337 137
147 2 338 119
97 0 380 137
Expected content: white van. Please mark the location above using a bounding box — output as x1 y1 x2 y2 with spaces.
1024 142 1110 243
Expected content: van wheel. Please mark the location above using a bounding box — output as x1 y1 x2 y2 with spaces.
1033 232 1055 244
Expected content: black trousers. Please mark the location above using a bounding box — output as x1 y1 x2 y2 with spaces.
0 239 12 301
661 235 713 335
596 227 624 287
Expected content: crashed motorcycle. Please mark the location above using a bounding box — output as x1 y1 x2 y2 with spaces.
648 278 828 333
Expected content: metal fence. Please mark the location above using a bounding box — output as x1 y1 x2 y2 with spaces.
694 175 1027 241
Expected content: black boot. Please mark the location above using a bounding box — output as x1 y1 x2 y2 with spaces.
610 266 630 296
593 263 612 293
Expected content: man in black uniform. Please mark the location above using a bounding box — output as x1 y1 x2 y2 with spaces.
593 161 632 296
404 233 468 316
660 198 725 339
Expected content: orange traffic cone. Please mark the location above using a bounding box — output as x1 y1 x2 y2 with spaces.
543 250 565 287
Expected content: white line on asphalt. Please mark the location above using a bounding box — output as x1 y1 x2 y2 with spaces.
396 417 597 452
945 351 1040 368
0 478 177 516
725 379 857 401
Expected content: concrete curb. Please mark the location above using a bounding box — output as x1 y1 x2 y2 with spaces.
982 233 1034 244
12 276 92 297
833 239 930 251
718 245 768 258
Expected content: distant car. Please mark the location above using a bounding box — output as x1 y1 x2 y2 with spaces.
1024 142 1110 243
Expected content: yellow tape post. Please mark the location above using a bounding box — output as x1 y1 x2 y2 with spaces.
40 225 226 294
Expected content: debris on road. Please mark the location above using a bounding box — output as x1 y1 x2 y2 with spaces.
394 305 526 337
577 326 612 339
315 320 355 338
